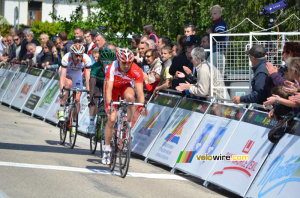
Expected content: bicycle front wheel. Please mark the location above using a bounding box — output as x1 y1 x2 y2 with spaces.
109 129 118 172
119 122 131 178
59 121 67 145
69 105 78 149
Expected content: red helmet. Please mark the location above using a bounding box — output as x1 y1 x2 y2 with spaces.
116 48 134 63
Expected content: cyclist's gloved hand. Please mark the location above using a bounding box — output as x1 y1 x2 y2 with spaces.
88 100 95 107
138 106 148 117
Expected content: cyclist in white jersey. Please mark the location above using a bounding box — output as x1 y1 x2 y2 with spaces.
58 43 91 121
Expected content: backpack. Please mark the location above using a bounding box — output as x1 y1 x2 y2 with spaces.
149 33 158 47
268 112 296 143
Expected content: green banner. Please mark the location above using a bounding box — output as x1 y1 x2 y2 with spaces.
151 94 179 107
38 83 59 108
178 98 209 113
42 70 54 79
242 110 278 129
28 68 42 76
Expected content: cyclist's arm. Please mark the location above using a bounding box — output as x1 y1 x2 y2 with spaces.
105 81 113 105
60 67 67 91
135 82 145 104
85 67 91 92
89 77 96 99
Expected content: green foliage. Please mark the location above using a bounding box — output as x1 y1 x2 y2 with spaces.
0 15 12 36
31 20 64 42
44 0 298 45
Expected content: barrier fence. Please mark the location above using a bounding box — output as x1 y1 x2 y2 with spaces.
0 63 299 198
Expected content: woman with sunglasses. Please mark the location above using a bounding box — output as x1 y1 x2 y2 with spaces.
102 48 147 165
58 43 91 122
87 48 116 134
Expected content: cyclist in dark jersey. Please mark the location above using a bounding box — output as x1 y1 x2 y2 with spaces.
88 48 116 134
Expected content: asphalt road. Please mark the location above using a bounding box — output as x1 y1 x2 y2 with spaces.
0 105 235 198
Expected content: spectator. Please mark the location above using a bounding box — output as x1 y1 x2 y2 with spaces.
146 39 156 50
17 30 28 62
143 23 159 47
90 29 99 44
84 29 97 57
131 35 141 50
95 32 106 50
169 35 194 89
207 5 228 53
8 35 17 62
74 36 85 45
59 31 74 55
55 37 64 61
40 33 49 43
143 49 162 95
264 58 300 111
11 35 21 63
37 40 54 69
184 24 196 37
140 35 148 44
154 46 173 94
74 27 84 37
52 46 60 66
176 47 229 99
24 29 40 46
0 37 8 61
0 33 6 57
10 28 17 36
233 45 270 104
157 36 172 52
26 43 42 67
138 41 150 73
172 42 179 58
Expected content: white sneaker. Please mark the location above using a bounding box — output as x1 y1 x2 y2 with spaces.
88 125 95 134
58 110 65 121
102 147 111 165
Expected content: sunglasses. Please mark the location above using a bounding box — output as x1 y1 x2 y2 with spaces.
55 42 62 45
73 54 83 58
120 61 132 65
145 55 152 58
2 40 7 42
14 39 19 41
103 61 113 65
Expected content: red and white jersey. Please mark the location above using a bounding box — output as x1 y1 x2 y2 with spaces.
105 61 143 89
61 52 92 71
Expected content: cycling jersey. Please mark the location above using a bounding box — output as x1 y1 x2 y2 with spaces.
105 61 143 89
90 62 105 89
61 52 91 89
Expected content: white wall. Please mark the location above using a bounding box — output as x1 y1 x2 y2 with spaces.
3 0 97 25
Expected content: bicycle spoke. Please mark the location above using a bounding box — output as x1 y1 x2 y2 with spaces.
59 121 67 145
69 105 78 149
119 123 131 178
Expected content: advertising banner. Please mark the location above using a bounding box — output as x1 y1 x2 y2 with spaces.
22 70 54 113
0 64 20 99
131 93 181 157
146 98 210 167
206 110 278 196
10 68 42 110
1 66 27 104
246 123 300 198
0 64 11 86
77 90 90 134
174 104 246 179
34 74 59 119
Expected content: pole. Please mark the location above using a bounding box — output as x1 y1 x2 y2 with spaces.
17 0 20 29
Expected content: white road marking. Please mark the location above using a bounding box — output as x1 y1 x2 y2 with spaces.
0 189 9 198
0 161 187 181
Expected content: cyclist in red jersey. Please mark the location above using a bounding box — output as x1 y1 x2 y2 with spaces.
102 48 147 165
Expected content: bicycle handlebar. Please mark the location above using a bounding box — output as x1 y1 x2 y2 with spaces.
109 100 147 113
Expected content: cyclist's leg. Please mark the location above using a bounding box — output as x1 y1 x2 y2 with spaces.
72 75 84 119
88 78 100 134
58 76 72 121
121 85 135 126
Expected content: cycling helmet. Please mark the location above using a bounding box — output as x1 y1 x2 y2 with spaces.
70 43 85 55
116 48 134 63
100 48 116 61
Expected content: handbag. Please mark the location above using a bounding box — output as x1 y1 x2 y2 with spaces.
268 113 296 143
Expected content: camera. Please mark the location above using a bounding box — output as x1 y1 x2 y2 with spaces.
259 0 288 16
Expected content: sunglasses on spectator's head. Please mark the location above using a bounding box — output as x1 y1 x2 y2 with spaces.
103 61 113 65
73 54 82 58
145 55 152 58
184 24 194 27
120 61 132 65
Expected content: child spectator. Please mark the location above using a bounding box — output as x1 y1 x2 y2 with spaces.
207 5 228 52
143 23 158 47
154 46 173 94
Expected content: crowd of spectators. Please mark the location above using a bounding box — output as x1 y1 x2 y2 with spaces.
0 3 300 120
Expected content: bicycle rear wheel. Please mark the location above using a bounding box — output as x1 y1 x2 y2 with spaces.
59 121 67 145
109 130 118 172
119 122 131 178
69 105 78 149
